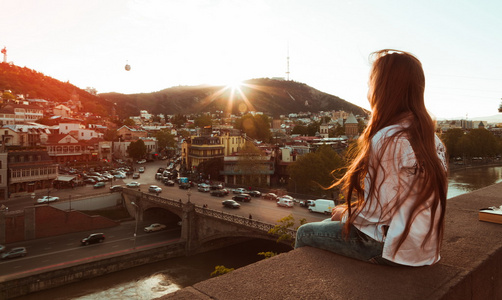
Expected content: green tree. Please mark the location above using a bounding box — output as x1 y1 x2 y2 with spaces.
441 128 464 158
291 124 308 135
234 114 271 141
127 139 147 160
461 128 499 158
268 214 307 247
155 129 176 150
194 114 212 128
287 145 345 196
170 114 187 128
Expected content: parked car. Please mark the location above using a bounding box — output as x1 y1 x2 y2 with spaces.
138 167 145 173
233 187 248 194
36 196 60 204
179 183 191 189
81 233 105 245
232 194 251 202
93 182 106 189
248 190 261 197
210 188 229 197
222 199 241 209
1 247 27 259
148 185 162 193
164 180 175 186
132 173 140 179
300 199 315 207
198 184 210 192
114 173 126 179
0 244 5 252
109 185 123 192
144 223 167 232
137 159 146 164
126 181 141 188
262 193 278 200
84 178 97 184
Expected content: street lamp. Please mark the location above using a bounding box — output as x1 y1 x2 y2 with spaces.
131 201 139 249
187 189 191 203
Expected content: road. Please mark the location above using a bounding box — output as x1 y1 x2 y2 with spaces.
0 160 328 278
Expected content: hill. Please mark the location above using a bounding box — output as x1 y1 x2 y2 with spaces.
99 78 369 118
0 62 110 116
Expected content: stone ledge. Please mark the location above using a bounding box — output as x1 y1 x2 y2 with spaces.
162 182 502 300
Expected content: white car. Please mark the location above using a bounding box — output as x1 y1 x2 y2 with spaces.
144 223 167 232
148 185 162 193
114 173 126 179
233 187 248 194
36 196 60 204
126 181 141 188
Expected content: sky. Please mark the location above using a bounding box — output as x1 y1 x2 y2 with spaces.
1 0 501 119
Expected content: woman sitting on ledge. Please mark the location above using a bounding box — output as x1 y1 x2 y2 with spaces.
295 49 448 267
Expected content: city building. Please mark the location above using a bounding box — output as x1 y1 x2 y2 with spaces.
8 149 58 195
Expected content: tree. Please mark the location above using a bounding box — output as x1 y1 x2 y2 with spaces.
170 114 187 128
461 128 500 158
234 114 271 141
103 129 118 141
194 114 212 128
441 128 464 158
127 139 147 160
287 145 346 196
155 129 175 150
268 214 307 247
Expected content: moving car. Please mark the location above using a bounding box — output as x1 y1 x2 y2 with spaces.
248 190 261 197
277 197 294 207
81 233 105 245
262 193 278 200
1 247 27 259
126 181 141 188
148 185 162 193
138 167 145 173
210 188 229 197
0 244 5 252
132 173 140 179
232 194 251 202
163 180 175 186
178 183 191 189
144 223 167 232
109 185 123 192
233 187 248 194
222 199 241 209
198 184 210 192
137 159 146 164
93 182 106 188
36 196 60 204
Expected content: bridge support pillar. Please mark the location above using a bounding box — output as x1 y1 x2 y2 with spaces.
181 201 197 255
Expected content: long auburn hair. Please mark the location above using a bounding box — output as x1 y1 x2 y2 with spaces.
338 49 448 258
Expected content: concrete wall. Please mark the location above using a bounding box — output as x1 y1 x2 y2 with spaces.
0 242 186 299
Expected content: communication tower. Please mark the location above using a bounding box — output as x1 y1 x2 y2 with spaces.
286 44 290 81
1 47 6 63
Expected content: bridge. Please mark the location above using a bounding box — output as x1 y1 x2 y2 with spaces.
122 189 296 255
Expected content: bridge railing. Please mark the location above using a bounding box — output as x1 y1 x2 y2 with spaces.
123 190 297 239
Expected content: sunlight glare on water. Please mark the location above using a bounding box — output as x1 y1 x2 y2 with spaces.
74 273 180 300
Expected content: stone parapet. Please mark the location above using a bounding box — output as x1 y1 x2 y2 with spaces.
164 182 502 299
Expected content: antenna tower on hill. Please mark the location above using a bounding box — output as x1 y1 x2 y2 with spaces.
1 47 6 63
286 44 290 81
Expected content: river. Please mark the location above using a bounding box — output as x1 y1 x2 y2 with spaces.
14 166 502 300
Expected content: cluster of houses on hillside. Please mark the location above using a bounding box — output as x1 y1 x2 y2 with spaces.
0 91 496 201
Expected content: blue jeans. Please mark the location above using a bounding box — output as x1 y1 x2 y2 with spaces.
295 219 399 266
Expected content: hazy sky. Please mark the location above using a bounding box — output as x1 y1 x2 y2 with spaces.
1 0 501 119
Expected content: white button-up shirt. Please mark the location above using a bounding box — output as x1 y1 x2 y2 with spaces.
353 123 447 266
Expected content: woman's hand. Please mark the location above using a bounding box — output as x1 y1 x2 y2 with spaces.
331 205 346 221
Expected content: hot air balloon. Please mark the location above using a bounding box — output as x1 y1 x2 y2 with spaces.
125 61 131 71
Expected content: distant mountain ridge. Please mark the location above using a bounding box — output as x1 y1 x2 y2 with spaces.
100 78 369 118
0 63 368 119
